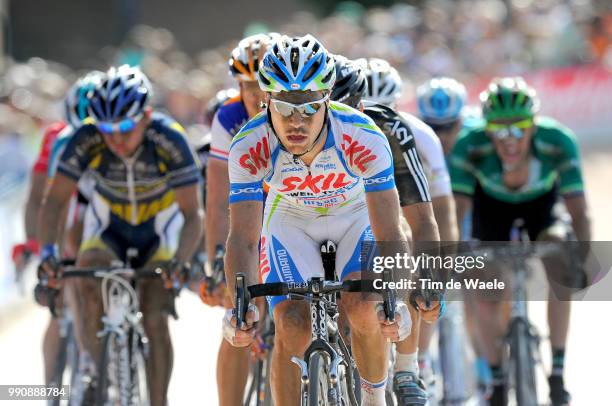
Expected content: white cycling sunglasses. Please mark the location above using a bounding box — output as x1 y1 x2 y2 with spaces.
269 94 329 118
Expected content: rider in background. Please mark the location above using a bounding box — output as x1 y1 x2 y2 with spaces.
38 65 203 406
416 76 494 393
362 57 455 405
449 77 591 406
204 33 275 406
12 71 101 385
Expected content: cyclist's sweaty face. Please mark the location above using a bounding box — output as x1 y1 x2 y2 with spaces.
268 90 327 156
240 80 266 119
487 117 535 168
101 112 150 158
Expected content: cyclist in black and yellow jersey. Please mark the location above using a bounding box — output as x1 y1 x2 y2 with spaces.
38 65 203 406
449 77 591 406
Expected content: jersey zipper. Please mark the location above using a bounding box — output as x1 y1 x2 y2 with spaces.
121 147 143 225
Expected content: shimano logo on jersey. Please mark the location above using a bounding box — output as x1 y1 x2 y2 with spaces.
384 120 414 146
230 187 263 195
281 166 304 173
364 173 395 185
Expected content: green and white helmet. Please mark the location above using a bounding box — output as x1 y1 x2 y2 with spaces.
480 77 540 121
257 34 336 93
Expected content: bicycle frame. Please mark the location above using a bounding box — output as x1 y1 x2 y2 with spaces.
96 267 149 406
289 278 358 406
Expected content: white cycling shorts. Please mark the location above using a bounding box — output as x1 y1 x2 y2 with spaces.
258 195 375 315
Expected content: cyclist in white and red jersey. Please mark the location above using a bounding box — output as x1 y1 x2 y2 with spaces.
222 34 414 406
204 33 277 406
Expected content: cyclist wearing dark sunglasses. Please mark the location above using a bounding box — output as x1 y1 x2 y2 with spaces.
223 34 414 406
38 65 203 406
449 77 591 406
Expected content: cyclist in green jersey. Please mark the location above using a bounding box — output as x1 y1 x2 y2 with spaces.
449 77 591 406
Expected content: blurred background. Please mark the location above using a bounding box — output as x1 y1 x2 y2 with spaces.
1 0 612 404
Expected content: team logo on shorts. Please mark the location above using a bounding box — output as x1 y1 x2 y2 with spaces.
259 236 271 282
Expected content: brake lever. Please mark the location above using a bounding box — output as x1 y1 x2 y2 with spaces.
235 273 247 329
382 268 396 322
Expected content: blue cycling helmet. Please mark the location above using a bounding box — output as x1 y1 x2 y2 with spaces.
258 34 336 93
417 77 467 124
64 71 104 127
89 65 152 122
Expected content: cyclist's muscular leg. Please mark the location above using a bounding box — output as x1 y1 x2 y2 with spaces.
139 277 173 406
74 249 113 369
395 305 420 360
217 294 256 406
341 277 388 383
272 301 311 405
217 340 250 406
469 263 511 366
538 229 572 350
43 318 61 384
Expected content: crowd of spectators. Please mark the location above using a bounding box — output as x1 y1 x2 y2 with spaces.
1 0 611 146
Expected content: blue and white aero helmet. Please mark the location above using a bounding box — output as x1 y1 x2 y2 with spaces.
257 34 336 93
64 70 104 127
362 58 403 107
416 77 467 124
89 65 152 122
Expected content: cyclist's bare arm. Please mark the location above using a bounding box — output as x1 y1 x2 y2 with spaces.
401 201 440 244
25 172 47 239
225 199 263 302
39 173 77 245
205 158 230 267
563 194 591 242
454 194 472 239
366 187 407 244
431 195 459 242
173 183 204 263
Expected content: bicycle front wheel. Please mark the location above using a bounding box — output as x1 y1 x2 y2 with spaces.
96 331 116 406
130 331 150 406
307 351 332 406
509 319 538 406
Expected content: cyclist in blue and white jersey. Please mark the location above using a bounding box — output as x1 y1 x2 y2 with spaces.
222 34 415 406
362 58 458 405
38 65 203 406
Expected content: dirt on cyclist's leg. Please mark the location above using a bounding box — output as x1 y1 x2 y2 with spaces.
340 285 388 383
139 277 173 406
271 300 311 405
43 317 61 384
74 249 113 371
217 339 250 406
